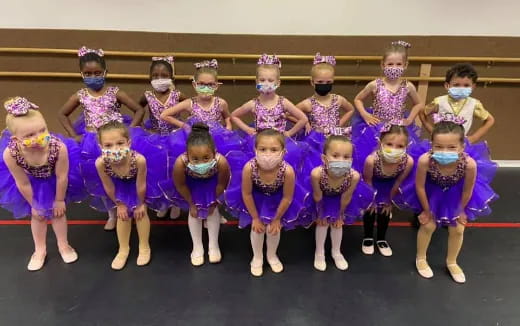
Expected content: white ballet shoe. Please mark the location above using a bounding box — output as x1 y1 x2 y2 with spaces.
416 258 434 279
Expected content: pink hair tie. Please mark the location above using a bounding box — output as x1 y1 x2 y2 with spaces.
78 46 104 57
313 53 336 66
257 54 282 68
152 56 174 64
4 97 39 116
194 59 218 69
391 40 411 49
433 113 466 125
380 119 405 133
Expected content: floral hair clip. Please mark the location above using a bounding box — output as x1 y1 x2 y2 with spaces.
257 54 282 68
433 113 466 125
313 53 336 66
4 97 39 116
78 46 104 57
194 59 218 69
152 56 174 64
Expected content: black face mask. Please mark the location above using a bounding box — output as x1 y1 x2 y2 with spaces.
314 83 333 96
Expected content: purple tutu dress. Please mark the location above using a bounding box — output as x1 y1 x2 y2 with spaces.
299 165 375 227
142 89 181 135
244 96 310 173
370 150 412 209
83 149 167 216
351 79 422 172
395 143 498 226
159 152 224 219
0 134 86 219
224 151 310 230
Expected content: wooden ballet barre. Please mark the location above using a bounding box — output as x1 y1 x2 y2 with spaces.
1 47 520 63
0 71 519 83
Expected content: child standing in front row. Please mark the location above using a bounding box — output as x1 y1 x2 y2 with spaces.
419 63 495 144
0 97 85 271
396 114 498 283
301 135 373 272
225 129 309 277
361 122 413 256
160 123 230 266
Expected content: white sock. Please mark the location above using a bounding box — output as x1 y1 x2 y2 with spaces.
330 226 343 257
266 232 281 262
250 229 265 265
188 214 204 257
206 209 221 252
315 224 329 257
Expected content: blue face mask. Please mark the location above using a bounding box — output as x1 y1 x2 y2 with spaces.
448 87 472 100
327 160 352 177
83 76 105 91
431 151 459 165
187 159 216 175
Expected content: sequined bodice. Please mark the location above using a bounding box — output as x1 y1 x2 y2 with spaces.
309 95 340 131
191 97 223 128
319 166 352 196
373 151 408 179
373 79 408 121
8 136 61 178
254 97 286 132
78 86 123 129
104 150 138 180
145 90 180 134
250 158 286 195
428 152 467 190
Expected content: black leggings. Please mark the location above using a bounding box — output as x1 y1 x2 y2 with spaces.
363 210 391 240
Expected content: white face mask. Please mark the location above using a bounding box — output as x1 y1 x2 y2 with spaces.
327 160 352 177
380 146 406 163
151 78 173 92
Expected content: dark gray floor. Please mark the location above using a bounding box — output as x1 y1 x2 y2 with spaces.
0 167 518 325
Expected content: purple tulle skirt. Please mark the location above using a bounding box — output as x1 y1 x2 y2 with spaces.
394 140 498 226
159 169 221 220
223 150 310 230
0 131 86 219
81 133 169 216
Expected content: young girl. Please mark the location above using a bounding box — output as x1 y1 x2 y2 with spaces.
224 129 309 277
352 41 424 170
160 123 230 266
160 59 244 156
139 56 186 219
0 97 85 271
89 121 166 270
361 122 413 256
301 135 374 272
230 54 309 172
58 46 146 230
397 114 497 283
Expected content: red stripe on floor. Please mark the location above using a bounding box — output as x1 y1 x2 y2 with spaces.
0 220 519 228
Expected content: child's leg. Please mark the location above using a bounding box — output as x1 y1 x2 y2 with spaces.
376 211 392 256
446 222 466 283
362 211 376 254
250 229 265 276
330 223 348 270
135 213 151 266
51 215 78 263
314 223 329 271
416 219 437 278
266 231 283 273
206 209 221 263
188 213 204 266
28 216 48 271
111 218 131 270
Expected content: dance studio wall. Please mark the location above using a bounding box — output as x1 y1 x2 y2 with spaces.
0 29 518 159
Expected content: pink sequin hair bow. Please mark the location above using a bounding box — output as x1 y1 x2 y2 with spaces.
433 113 466 125
313 53 336 66
4 97 39 116
391 40 412 49
257 54 282 68
380 119 405 133
194 59 218 69
326 126 352 137
152 56 174 64
78 46 104 57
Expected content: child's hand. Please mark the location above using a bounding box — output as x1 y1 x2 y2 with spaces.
134 204 146 220
381 204 393 216
362 113 380 126
458 211 468 226
53 200 66 218
251 218 265 233
402 118 413 127
316 218 328 226
418 210 433 225
466 135 477 144
116 202 129 221
305 123 312 135
331 219 344 229
226 125 233 131
31 207 44 220
267 219 282 235
247 127 257 136
189 205 198 219
182 123 192 133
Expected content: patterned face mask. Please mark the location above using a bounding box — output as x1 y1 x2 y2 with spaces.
21 132 51 148
102 147 130 163
383 66 405 80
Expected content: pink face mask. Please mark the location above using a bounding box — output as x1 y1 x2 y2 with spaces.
383 66 404 80
255 151 283 170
